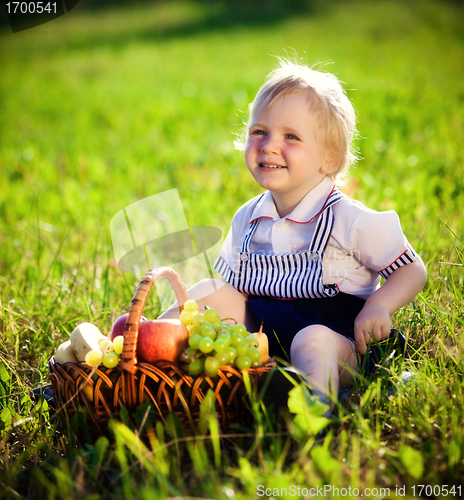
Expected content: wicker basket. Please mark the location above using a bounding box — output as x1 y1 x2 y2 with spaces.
49 267 273 438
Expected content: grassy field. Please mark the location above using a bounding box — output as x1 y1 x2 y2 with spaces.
1 0 463 498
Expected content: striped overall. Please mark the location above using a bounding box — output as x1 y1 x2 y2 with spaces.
236 188 343 299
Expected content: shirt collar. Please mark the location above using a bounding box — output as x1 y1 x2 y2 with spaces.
250 177 336 224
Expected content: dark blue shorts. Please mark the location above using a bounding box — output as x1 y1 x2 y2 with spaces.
246 293 405 373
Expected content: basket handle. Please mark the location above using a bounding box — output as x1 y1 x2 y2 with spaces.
120 267 189 373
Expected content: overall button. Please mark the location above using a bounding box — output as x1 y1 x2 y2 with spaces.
311 251 319 262
240 254 248 262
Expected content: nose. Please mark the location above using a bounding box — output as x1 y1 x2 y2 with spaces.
261 135 280 154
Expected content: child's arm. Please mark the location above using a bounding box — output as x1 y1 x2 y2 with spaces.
354 259 427 354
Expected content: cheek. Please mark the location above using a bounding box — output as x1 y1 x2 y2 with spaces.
244 141 257 164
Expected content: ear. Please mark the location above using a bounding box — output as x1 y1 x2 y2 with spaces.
321 152 340 174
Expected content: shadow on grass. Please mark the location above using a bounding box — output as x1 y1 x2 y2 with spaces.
80 0 318 28
81 0 320 47
1 0 320 44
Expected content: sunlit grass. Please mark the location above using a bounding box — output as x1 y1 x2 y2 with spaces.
1 0 463 498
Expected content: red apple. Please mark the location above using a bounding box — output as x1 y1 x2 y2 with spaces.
137 319 188 364
109 313 148 340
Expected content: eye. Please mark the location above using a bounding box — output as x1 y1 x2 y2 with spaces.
286 133 299 140
250 128 266 136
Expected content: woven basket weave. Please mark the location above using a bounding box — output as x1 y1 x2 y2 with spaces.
49 267 273 438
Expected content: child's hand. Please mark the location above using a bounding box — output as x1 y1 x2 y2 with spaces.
353 260 427 355
354 304 392 355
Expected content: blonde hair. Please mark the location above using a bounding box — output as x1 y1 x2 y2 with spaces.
236 59 359 183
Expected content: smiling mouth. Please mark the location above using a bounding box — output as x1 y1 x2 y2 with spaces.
259 163 286 169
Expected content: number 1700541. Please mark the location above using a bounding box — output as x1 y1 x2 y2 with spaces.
412 485 462 497
5 2 57 14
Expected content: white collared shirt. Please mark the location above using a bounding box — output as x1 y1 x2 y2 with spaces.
214 177 418 299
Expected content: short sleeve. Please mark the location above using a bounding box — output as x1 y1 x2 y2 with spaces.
214 226 236 286
348 209 418 280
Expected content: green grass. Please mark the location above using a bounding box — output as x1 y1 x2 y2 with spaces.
1 0 463 498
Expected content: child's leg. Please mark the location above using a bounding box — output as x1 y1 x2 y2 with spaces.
290 325 357 408
159 279 260 331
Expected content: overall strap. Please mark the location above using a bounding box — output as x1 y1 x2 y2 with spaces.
241 192 266 253
307 187 343 298
309 202 335 256
308 206 335 298
323 187 343 211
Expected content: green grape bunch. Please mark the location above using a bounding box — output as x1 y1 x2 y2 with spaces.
179 299 262 378
84 336 124 369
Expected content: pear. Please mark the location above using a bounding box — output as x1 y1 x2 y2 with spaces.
54 340 78 364
250 325 270 365
70 322 106 362
79 380 94 403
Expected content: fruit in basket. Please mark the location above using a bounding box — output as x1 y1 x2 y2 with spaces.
112 335 124 355
179 301 266 377
188 357 204 376
109 313 148 340
250 327 270 365
137 319 189 364
70 322 106 362
204 356 220 378
99 339 113 352
102 352 120 369
236 356 251 370
80 380 94 403
85 350 103 367
54 340 95 402
54 340 79 364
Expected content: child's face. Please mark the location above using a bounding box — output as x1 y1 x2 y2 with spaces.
245 93 336 213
